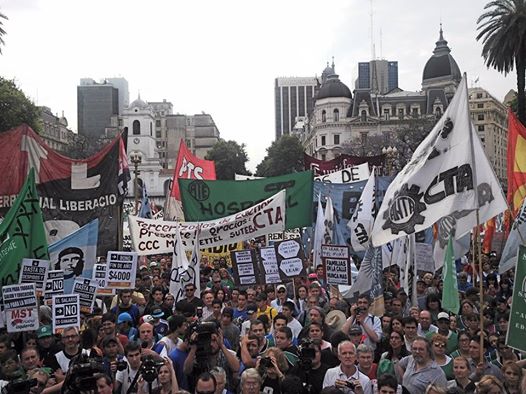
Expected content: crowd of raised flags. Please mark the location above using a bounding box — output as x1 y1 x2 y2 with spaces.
0 74 525 393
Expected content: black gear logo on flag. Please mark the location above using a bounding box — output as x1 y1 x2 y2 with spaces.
382 184 426 235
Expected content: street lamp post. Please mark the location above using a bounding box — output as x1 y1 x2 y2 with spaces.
382 146 398 176
130 151 142 215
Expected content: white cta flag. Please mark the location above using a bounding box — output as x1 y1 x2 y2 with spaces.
372 75 506 246
170 226 201 302
313 195 325 267
349 167 376 251
499 199 526 273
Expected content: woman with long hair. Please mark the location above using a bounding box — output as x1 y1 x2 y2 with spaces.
425 293 443 324
377 330 409 383
257 347 289 394
501 360 522 394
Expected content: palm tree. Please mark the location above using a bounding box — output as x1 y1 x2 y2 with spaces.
477 0 526 124
0 11 6 54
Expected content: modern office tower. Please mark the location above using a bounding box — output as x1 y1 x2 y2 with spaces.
105 77 129 114
275 76 318 140
356 59 398 94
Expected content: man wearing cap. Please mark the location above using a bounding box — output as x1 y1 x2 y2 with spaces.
429 312 457 355
271 284 293 312
102 336 124 379
150 307 169 337
36 325 60 361
117 312 138 340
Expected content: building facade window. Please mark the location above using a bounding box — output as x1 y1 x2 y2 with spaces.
478 114 485 121
478 125 485 132
334 134 340 145
322 110 326 123
321 135 326 146
132 120 140 135
361 110 367 122
477 103 484 109
333 109 339 122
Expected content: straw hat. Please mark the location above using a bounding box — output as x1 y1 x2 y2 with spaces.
325 310 347 331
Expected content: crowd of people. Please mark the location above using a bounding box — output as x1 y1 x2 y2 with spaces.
0 247 524 394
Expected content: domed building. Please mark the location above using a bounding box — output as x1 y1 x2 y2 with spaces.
306 65 354 160
303 26 462 160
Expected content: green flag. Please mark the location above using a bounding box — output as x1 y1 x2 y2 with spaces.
442 235 459 314
0 168 49 287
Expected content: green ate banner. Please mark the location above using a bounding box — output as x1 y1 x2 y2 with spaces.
507 244 526 352
179 171 313 229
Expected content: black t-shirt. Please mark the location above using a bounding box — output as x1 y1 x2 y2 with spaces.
290 363 329 393
320 348 340 368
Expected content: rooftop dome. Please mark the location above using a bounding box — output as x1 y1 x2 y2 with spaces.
129 93 148 109
316 74 352 100
422 26 461 83
321 59 335 84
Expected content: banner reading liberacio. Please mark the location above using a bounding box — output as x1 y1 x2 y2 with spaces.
179 171 312 229
129 190 286 255
0 124 130 257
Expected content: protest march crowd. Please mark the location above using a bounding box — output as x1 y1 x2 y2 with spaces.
1 77 526 394
0 245 524 394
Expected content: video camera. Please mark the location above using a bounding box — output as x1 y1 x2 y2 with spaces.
1 378 37 394
189 321 218 370
298 338 316 369
62 354 105 393
140 355 165 383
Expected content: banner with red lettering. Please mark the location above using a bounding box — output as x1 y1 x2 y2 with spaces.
0 124 130 257
304 152 385 176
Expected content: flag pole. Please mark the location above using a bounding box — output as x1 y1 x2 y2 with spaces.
463 73 485 363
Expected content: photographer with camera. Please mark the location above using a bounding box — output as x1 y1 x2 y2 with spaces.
289 340 329 393
115 341 143 394
256 347 289 394
322 340 372 394
183 323 239 392
137 357 178 394
341 295 382 351
101 336 125 382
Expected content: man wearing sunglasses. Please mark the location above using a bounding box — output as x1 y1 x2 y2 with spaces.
183 283 204 308
270 284 293 313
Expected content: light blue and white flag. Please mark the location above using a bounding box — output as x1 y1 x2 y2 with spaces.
499 199 526 273
48 219 99 294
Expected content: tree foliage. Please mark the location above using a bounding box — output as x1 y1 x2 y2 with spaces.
0 77 42 133
205 139 250 180
342 117 436 169
477 0 526 124
256 135 305 177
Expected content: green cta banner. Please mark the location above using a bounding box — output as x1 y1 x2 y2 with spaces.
507 244 526 352
0 169 49 287
179 170 313 229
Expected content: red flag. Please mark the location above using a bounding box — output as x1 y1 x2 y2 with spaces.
507 110 526 213
170 140 216 200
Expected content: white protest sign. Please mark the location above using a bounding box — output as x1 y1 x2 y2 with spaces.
52 294 80 334
415 243 435 275
266 228 301 245
19 258 49 296
2 283 39 333
129 190 286 255
44 270 64 305
73 277 98 314
106 251 138 289
92 263 114 296
322 244 351 285
315 163 370 184
259 247 281 283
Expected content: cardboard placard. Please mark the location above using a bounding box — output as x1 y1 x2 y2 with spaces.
322 244 352 285
2 283 39 333
44 270 64 305
259 247 282 284
231 250 259 286
92 263 114 296
73 277 98 314
275 239 306 281
415 243 435 275
19 258 49 296
106 251 138 289
52 294 80 334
